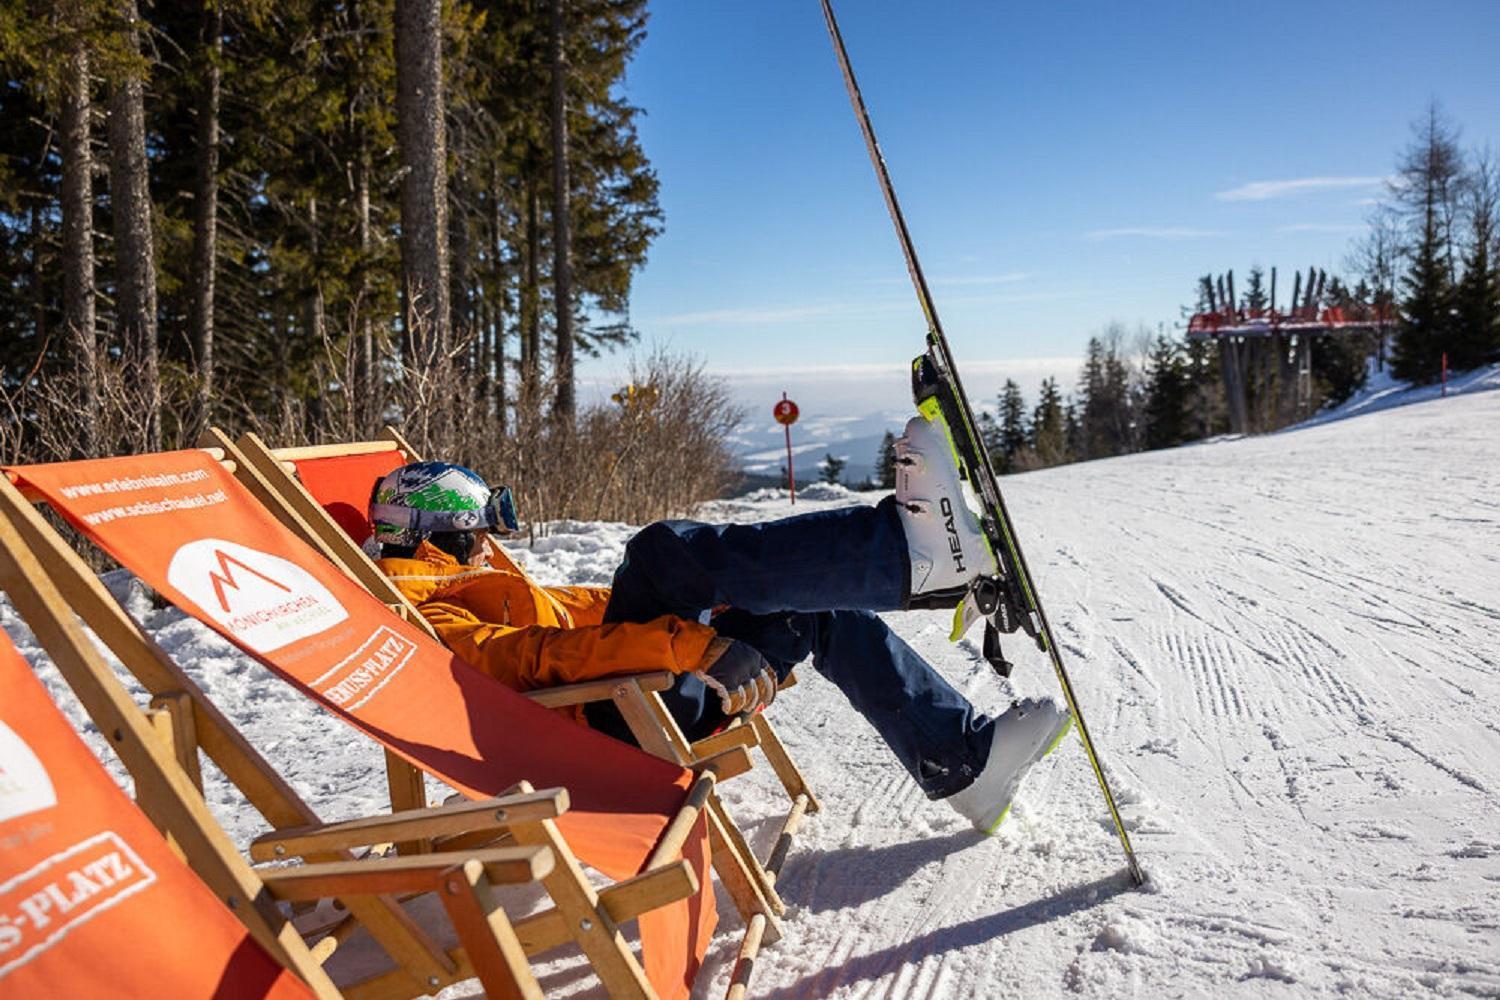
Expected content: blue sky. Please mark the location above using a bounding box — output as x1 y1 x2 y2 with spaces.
578 0 1500 407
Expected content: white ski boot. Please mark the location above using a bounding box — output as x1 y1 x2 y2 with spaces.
946 697 1072 834
894 414 998 603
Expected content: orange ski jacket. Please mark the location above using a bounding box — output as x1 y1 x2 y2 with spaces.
377 542 717 723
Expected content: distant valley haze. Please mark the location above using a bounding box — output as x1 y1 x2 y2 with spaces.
581 352 1081 485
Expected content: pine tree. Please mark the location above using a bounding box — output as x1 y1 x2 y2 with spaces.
820 452 847 485
876 430 897 489
1064 398 1082 461
1310 278 1372 405
1076 336 1105 458
1077 326 1137 459
1182 335 1225 439
1391 105 1465 383
997 379 1026 473
976 410 1003 468
1143 336 1190 449
1031 377 1068 468
1243 266 1268 313
1454 152 1500 369
0 0 664 461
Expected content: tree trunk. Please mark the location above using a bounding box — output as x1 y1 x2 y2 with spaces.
549 0 574 421
188 0 222 438
394 0 450 368
490 164 506 432
305 195 326 343
355 144 374 428
302 195 327 438
107 0 160 450
61 37 97 457
29 200 46 352
449 163 472 362
522 182 540 397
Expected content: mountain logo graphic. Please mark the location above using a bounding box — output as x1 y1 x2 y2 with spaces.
0 721 56 825
207 549 292 614
167 539 348 653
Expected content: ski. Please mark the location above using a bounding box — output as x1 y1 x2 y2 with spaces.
819 0 1146 886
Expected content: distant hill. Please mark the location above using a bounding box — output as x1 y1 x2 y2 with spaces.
728 408 909 487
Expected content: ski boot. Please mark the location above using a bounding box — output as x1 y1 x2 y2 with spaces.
946 697 1072 834
894 413 998 631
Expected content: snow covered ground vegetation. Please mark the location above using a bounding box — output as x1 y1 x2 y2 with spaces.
5 377 1497 998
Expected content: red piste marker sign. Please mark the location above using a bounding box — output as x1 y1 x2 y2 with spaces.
774 394 799 504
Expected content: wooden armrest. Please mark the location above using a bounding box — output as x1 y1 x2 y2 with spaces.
260 846 553 902
694 745 753 783
690 723 759 759
524 671 675 709
250 789 568 861
512 859 699 954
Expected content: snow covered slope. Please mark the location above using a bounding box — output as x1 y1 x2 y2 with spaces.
6 384 1498 998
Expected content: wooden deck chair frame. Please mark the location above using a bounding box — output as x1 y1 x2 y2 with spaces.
219 427 818 905
204 429 788 980
0 478 553 999
0 466 734 999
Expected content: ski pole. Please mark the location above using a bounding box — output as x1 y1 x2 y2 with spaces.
819 0 1145 886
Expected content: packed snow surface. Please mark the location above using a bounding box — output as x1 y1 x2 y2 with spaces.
6 380 1499 997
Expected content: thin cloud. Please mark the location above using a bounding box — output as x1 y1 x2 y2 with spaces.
933 272 1032 287
1277 223 1365 235
651 280 1042 327
649 300 907 327
1215 176 1388 201
1084 227 1225 241
702 356 1082 381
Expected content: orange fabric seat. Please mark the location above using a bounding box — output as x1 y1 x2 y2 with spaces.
0 634 311 999
10 452 716 999
292 450 405 546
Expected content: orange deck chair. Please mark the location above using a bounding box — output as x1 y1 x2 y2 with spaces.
221 427 818 897
1 450 775 999
0 529 550 999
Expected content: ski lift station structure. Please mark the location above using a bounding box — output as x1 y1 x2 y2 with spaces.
1186 265 1397 433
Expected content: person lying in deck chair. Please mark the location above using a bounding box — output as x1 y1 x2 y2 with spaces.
370 417 1072 835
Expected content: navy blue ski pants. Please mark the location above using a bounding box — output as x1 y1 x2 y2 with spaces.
589 497 993 799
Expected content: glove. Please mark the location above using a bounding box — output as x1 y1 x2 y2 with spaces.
693 637 777 716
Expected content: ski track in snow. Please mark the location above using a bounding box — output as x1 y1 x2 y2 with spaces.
5 378 1500 997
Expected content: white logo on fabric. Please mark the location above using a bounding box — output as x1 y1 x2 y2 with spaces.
0 722 56 825
312 626 418 712
0 831 157 979
166 539 348 653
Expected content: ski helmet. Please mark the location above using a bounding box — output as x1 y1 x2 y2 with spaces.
368 461 518 548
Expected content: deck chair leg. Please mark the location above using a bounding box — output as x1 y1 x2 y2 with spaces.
614 682 789 920
749 713 821 814
726 912 769 1000
509 818 655 999
706 805 783 945
710 789 786 916
383 749 432 855
438 860 543 1000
